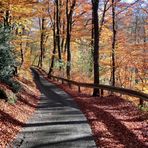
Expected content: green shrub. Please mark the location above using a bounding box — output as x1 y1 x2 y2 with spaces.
7 93 17 104
10 80 21 93
2 79 21 93
7 80 21 93
138 103 148 112
0 88 17 104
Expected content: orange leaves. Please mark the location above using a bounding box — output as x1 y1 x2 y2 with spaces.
100 26 112 45
0 69 40 147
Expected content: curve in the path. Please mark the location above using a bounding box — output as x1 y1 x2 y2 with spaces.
9 69 96 148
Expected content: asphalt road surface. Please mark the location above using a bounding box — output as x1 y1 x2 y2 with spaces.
9 69 96 148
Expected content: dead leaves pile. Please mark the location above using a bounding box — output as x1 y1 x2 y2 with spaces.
0 77 40 147
48 78 148 148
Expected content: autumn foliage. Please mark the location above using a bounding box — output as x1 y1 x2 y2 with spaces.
0 0 147 147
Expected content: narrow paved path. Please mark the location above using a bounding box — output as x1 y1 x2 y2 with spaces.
10 69 96 148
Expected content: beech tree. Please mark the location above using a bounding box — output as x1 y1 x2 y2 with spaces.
111 0 116 86
48 2 56 75
91 0 100 96
66 0 76 79
38 17 46 68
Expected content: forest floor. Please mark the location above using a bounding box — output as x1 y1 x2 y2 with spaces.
38 69 148 148
0 69 40 147
1 68 148 148
8 69 96 148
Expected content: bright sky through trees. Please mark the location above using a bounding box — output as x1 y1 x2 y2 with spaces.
123 0 134 3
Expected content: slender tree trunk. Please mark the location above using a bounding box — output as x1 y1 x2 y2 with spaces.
111 0 116 86
56 0 62 63
32 55 38 66
89 16 94 75
48 5 56 76
61 18 65 53
66 0 76 79
20 42 24 67
38 17 45 68
66 0 71 79
92 0 100 96
48 30 56 76
143 21 146 84
64 38 67 53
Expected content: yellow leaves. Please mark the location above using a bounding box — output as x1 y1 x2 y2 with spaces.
15 47 20 51
12 4 32 13
23 47 31 69
100 26 112 45
14 18 32 27
0 0 36 19
100 49 111 54
12 36 33 47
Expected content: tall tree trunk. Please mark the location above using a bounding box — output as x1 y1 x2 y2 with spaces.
111 0 116 86
38 17 45 68
48 5 56 76
61 18 65 53
56 0 62 63
66 0 70 79
66 0 71 79
48 30 56 76
92 0 100 96
89 15 94 75
66 0 76 79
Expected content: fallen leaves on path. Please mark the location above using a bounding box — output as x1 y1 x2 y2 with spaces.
0 72 40 148
44 76 148 148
